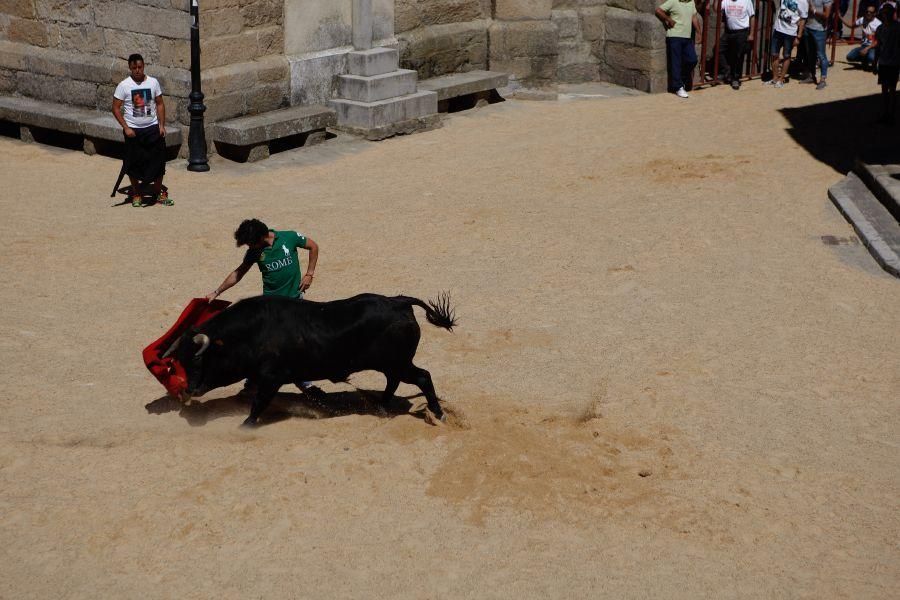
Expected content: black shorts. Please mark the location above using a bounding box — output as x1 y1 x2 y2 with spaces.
878 65 900 88
124 124 166 182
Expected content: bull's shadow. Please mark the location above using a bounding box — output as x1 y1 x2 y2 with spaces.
145 388 427 427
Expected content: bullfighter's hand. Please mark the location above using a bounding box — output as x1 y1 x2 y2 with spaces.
205 290 219 302
300 273 314 292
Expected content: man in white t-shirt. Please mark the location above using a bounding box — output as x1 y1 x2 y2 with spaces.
719 0 757 89
767 0 809 87
112 54 172 207
842 5 882 68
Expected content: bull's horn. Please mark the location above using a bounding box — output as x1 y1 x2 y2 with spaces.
193 333 211 357
161 337 181 359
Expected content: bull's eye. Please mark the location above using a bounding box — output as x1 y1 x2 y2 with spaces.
214 339 224 346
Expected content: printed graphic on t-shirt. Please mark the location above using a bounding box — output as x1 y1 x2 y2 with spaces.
778 0 799 27
131 89 153 118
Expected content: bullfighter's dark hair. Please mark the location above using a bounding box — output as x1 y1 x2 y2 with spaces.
127 53 144 65
234 219 270 246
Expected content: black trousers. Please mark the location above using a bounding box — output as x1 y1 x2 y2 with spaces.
124 123 166 183
718 29 750 82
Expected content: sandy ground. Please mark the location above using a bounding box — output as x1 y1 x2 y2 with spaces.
0 66 898 599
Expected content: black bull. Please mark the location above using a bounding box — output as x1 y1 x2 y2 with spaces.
164 293 457 427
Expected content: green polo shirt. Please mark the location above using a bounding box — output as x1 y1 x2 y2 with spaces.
243 230 307 298
660 0 697 38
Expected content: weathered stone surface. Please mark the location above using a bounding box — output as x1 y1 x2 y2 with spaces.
604 40 665 72
34 0 92 24
0 0 36 19
257 25 284 55
551 10 580 39
240 0 283 28
244 81 288 115
93 1 190 40
580 6 606 42
338 69 418 103
204 90 245 122
348 47 399 77
203 61 258 97
399 19 488 79
204 7 244 37
490 20 558 59
284 0 393 55
290 49 346 106
212 103 336 146
103 29 161 63
58 24 105 54
14 72 98 107
635 13 665 50
8 18 49 47
202 30 262 68
495 0 553 21
158 38 190 69
417 69 508 101
0 41 28 70
395 0 485 32
0 67 15 93
329 89 437 129
605 7 637 45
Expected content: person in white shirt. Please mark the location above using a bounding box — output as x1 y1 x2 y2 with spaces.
111 54 172 207
842 5 882 69
719 0 757 89
767 0 809 87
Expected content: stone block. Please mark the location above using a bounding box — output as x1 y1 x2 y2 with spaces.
103 29 161 63
240 0 283 28
605 7 637 45
551 10 580 39
495 0 553 20
257 25 284 55
348 47 399 76
202 30 262 68
212 104 336 146
489 20 558 58
417 69 508 101
399 20 488 79
580 6 606 42
58 24 105 54
94 1 190 40
290 49 346 106
151 65 191 97
329 89 437 129
395 1 421 32
202 61 259 97
8 18 49 47
635 13 665 50
201 0 240 9
558 62 601 83
0 0 36 19
557 39 592 68
158 38 190 69
0 41 27 70
95 83 117 110
204 7 244 37
256 55 290 82
417 0 486 27
604 40 666 71
24 46 120 84
204 90 245 122
0 68 14 93
15 72 98 108
244 82 288 115
338 69 418 103
34 0 92 24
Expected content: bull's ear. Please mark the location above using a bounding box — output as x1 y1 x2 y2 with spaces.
214 339 224 346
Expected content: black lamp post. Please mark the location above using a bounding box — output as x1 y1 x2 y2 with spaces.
187 0 209 172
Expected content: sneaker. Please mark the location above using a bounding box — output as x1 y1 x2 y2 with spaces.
675 87 689 98
816 80 827 90
798 76 816 84
131 195 143 208
763 79 775 86
731 79 741 90
774 81 784 88
157 190 174 206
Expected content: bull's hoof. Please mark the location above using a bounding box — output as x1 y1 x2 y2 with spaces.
423 410 446 426
240 418 259 429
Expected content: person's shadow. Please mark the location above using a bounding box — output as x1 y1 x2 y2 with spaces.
145 388 429 427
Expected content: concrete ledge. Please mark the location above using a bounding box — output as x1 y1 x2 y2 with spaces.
332 113 442 141
417 70 509 102
0 94 183 151
210 104 337 162
828 172 900 279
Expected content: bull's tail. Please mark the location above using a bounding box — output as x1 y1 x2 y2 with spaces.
401 292 457 331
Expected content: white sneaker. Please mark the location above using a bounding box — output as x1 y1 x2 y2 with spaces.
675 87 689 98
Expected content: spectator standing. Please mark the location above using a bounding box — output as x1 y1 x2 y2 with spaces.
656 0 704 98
802 0 833 88
719 0 757 89
843 6 882 69
874 3 900 123
767 0 809 88
111 54 171 207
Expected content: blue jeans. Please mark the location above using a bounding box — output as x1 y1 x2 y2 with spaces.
666 37 698 92
806 29 828 78
847 45 876 66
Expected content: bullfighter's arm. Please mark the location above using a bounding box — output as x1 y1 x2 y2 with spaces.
206 261 253 301
300 238 318 293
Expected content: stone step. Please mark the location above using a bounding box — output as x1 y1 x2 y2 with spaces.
854 161 900 223
417 70 509 102
329 90 438 129
828 172 900 278
347 47 399 77
211 104 335 147
337 69 418 103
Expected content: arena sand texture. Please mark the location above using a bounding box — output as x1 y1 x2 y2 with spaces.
0 68 897 599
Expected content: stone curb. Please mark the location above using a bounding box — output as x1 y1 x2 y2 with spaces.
828 172 900 279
